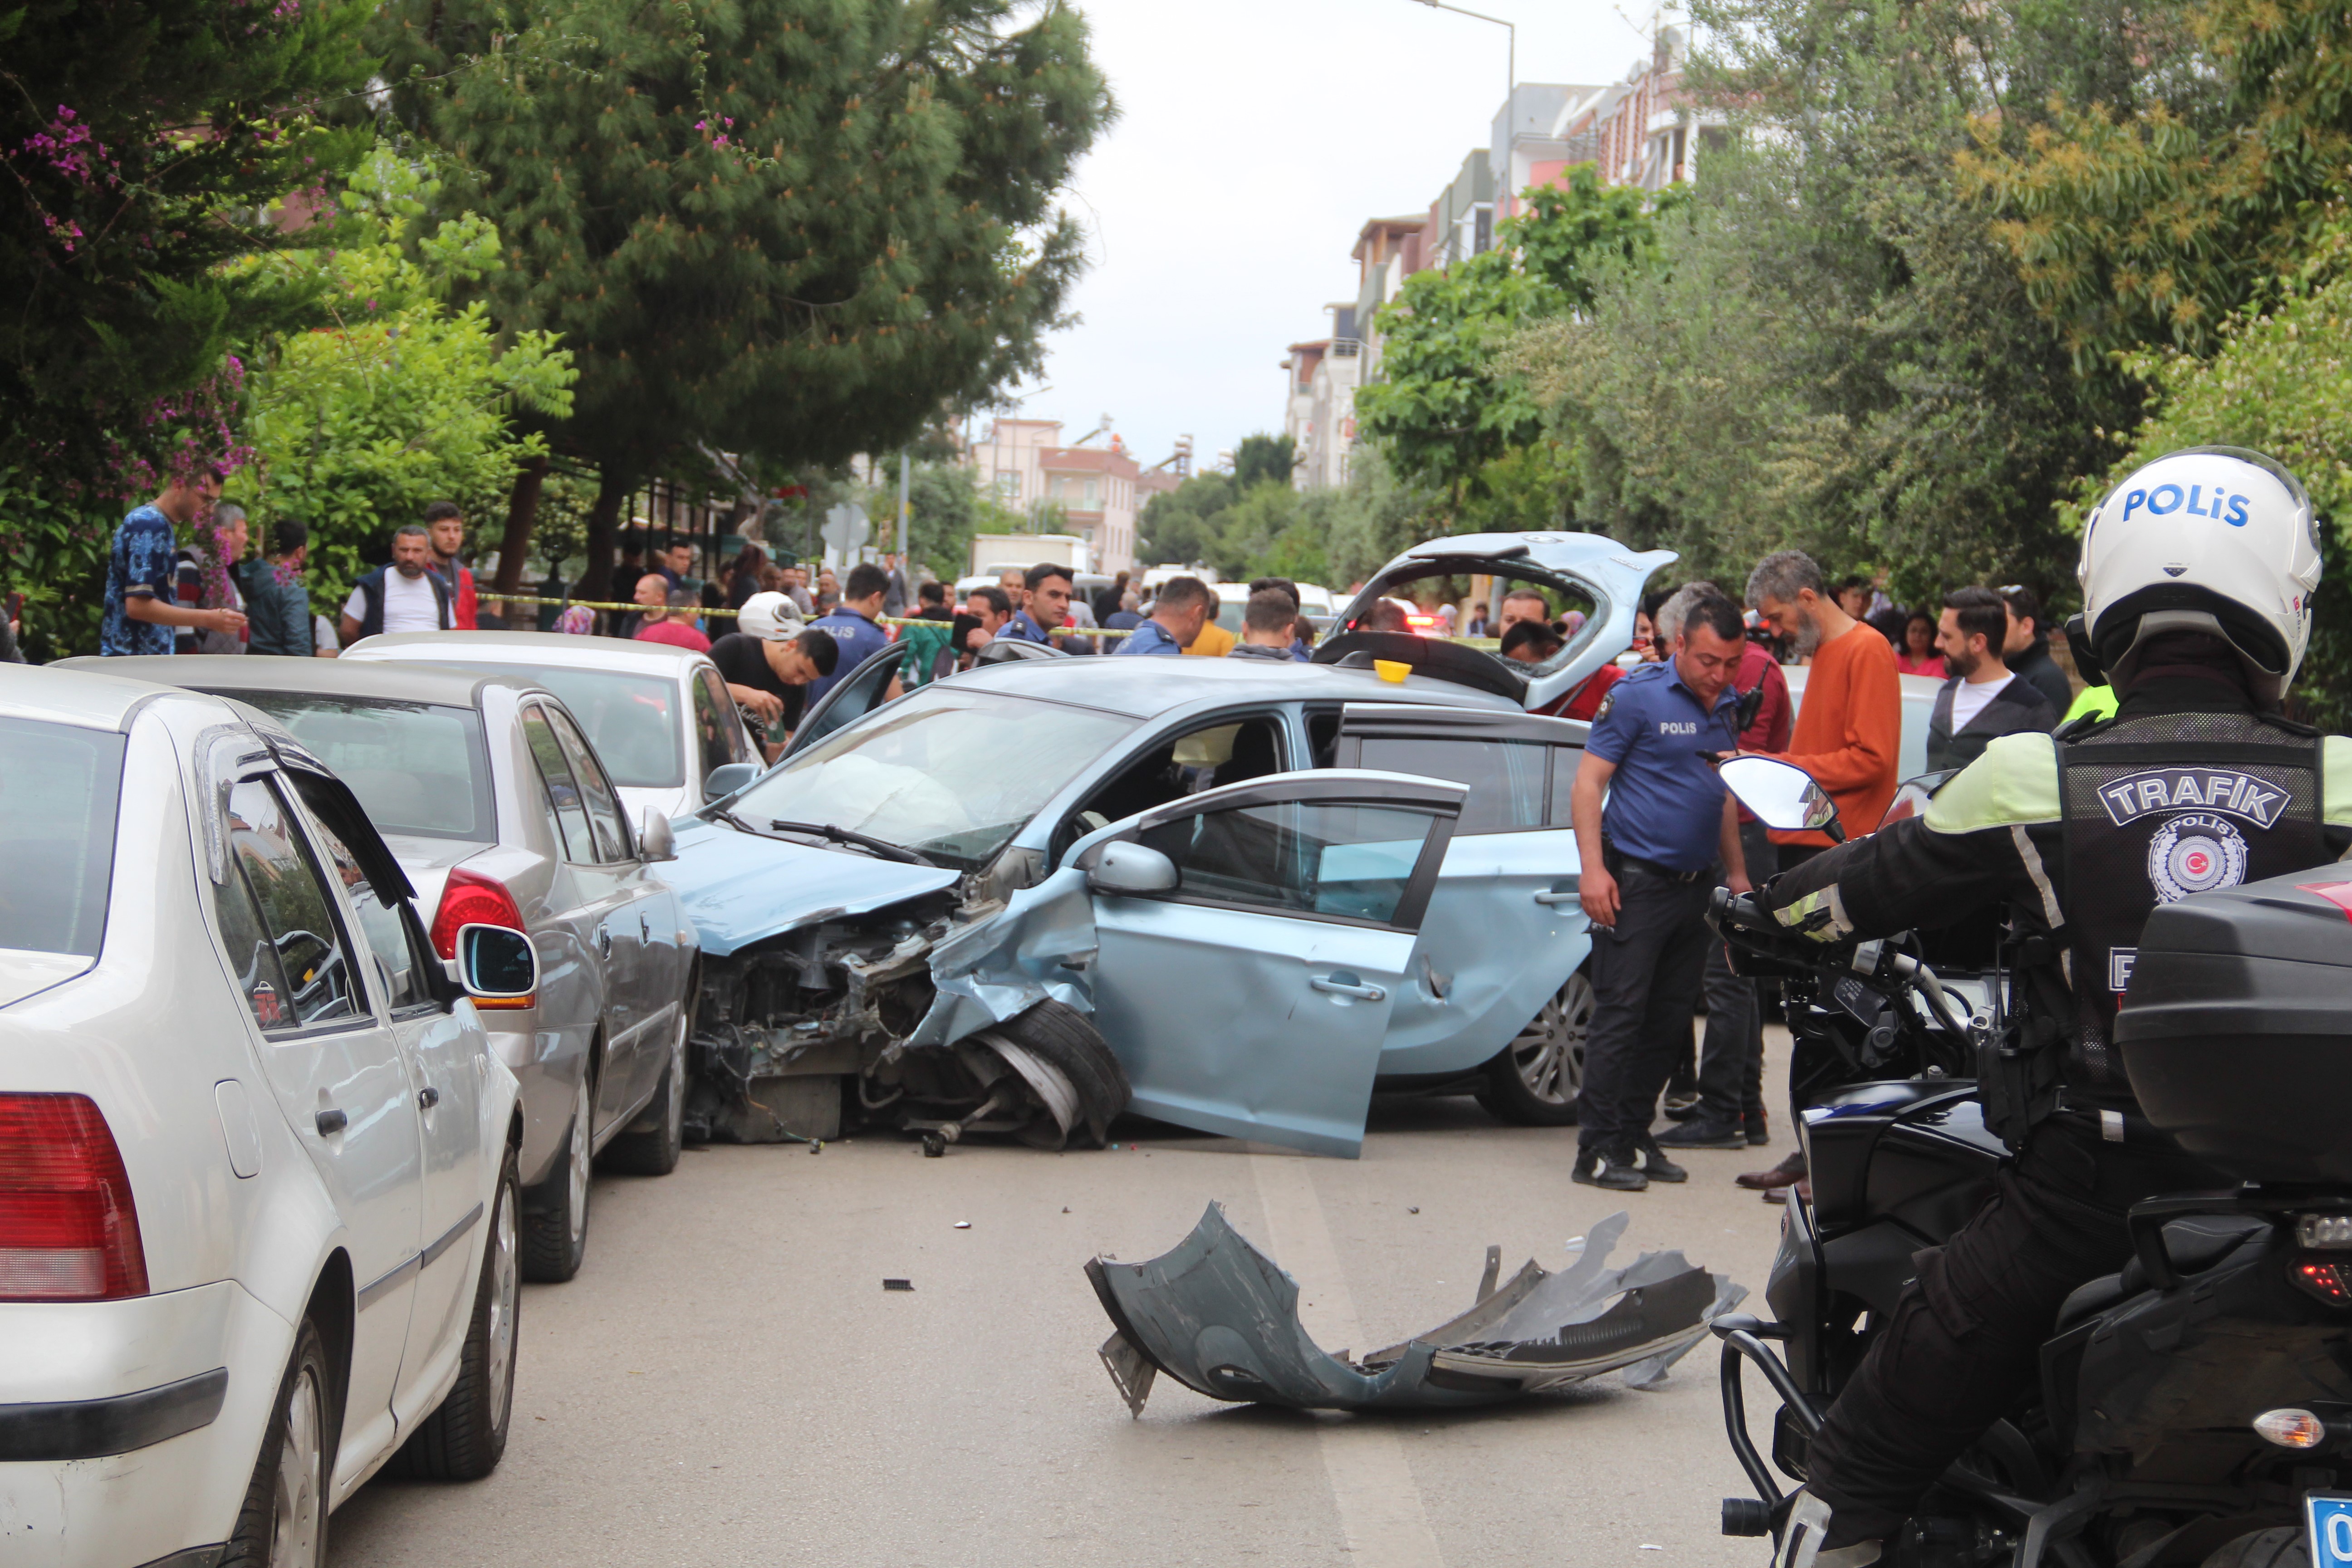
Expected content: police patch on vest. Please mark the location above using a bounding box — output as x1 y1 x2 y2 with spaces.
1592 690 1617 723
2147 813 2249 902
2097 767 2288 828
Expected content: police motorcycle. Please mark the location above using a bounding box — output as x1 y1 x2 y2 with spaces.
1706 755 2352 1568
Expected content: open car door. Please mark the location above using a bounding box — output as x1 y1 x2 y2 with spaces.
783 642 907 761
1072 768 1466 1157
1317 531 1677 713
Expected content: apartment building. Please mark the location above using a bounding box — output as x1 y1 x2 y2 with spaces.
964 417 1142 573
1553 18 1720 192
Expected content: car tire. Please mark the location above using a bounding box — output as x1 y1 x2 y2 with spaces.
600 1008 687 1177
2199 1529 2306 1568
992 1000 1130 1149
521 1075 591 1283
393 1146 520 1482
221 1317 331 1568
1477 967 1593 1127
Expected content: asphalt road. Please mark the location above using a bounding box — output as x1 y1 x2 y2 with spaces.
329 1037 1797 1568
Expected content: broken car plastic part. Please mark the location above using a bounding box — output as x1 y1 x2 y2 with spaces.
1084 1205 1744 1415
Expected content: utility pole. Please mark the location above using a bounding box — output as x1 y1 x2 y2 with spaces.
897 449 911 565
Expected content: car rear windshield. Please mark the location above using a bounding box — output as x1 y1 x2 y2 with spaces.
460 665 683 789
734 687 1137 870
0 718 126 960
227 693 495 842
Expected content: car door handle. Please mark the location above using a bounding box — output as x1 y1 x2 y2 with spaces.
315 1108 348 1136
639 911 652 941
1534 891 1580 905
1311 975 1387 1002
418 1086 440 1111
597 926 613 959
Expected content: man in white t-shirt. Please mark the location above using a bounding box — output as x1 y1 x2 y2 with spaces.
339 524 455 645
1927 585 2057 772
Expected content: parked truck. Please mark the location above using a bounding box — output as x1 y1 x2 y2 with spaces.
968 532 1093 578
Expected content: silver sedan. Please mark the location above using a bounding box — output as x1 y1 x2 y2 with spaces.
82 655 698 1283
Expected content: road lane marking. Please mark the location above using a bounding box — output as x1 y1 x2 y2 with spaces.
1250 1154 1447 1568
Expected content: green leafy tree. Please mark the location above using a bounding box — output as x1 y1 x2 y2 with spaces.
1354 167 1678 514
1137 473 1236 567
0 0 375 475
1232 434 1296 491
378 0 1114 595
2070 217 2352 723
858 458 1024 583
1511 0 2173 602
229 148 577 604
1960 0 2344 378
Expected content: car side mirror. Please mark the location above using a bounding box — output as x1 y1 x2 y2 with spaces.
639 809 677 862
1086 841 1179 897
447 924 538 1007
704 762 758 802
1719 756 1845 842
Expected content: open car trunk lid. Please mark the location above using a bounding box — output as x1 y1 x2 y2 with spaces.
1322 531 1677 712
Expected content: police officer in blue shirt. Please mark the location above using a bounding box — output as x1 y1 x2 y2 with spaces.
1003 562 1094 652
1567 591 1754 1192
805 560 894 706
1112 575 1213 657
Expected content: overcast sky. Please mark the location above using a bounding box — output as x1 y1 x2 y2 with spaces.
997 0 1648 472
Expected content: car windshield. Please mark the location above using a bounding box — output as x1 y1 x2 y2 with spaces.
0 718 126 960
226 693 495 842
463 665 683 789
732 688 1137 870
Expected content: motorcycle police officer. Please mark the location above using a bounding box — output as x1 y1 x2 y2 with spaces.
1761 448 2352 1568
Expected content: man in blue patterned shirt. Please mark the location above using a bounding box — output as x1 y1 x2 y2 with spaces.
101 466 245 656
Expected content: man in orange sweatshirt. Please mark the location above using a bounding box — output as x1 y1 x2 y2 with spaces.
1736 549 1902 1196
1746 550 1902 863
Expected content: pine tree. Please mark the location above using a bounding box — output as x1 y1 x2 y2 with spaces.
378 0 1112 593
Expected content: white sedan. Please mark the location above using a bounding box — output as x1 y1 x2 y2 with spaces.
344 630 762 822
0 664 526 1567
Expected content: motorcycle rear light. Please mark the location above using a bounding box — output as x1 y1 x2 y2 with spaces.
0 1093 148 1301
2291 1258 2352 1308
2300 1215 2352 1250
430 867 527 960
2256 1408 2328 1449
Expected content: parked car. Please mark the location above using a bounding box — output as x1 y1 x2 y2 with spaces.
341 630 762 823
81 655 699 1283
0 663 525 1567
667 533 1675 1156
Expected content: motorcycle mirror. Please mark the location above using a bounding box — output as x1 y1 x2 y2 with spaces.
1720 756 1842 837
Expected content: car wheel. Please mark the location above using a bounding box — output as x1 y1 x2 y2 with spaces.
393 1146 520 1481
1477 967 1593 1127
221 1317 330 1568
600 1008 687 1177
2199 1529 2305 1568
983 1000 1130 1149
521 1075 590 1282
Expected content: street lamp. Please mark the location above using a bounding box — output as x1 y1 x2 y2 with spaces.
1408 0 1514 107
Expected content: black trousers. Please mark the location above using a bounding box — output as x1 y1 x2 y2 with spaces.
1805 1114 2222 1539
1577 864 1717 1155
1695 821 1777 1125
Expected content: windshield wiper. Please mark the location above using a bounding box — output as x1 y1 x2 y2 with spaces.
768 819 938 867
706 805 760 835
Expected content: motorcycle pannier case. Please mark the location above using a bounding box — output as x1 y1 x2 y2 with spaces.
2117 868 2352 1183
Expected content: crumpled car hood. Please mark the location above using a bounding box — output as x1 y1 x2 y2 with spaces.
662 817 961 957
1085 1204 1744 1413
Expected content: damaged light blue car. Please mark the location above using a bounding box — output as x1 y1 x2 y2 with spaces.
661 531 1678 1157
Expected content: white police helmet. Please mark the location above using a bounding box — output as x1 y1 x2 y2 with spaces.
2076 446 2322 703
